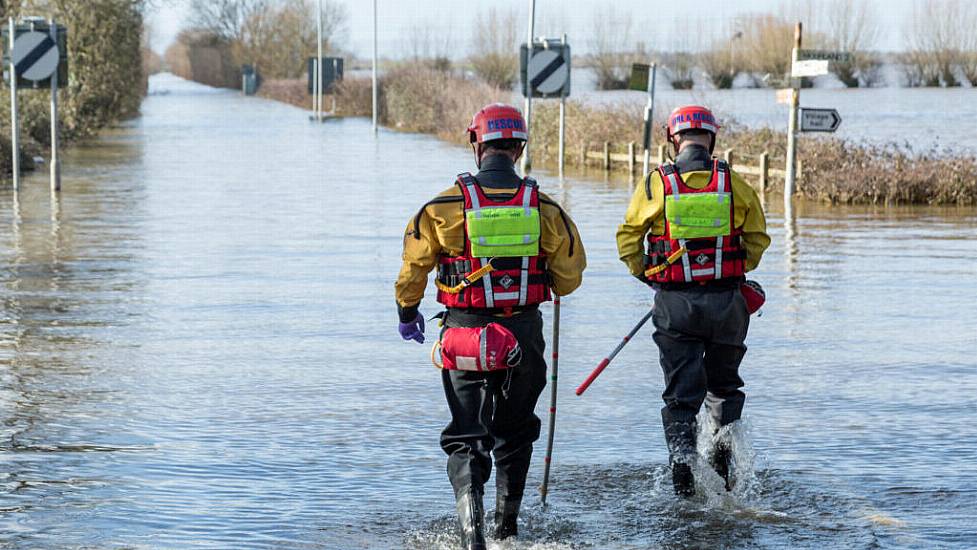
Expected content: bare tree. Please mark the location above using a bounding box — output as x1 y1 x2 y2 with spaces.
468 8 518 89
698 21 745 89
737 14 795 87
588 6 634 90
189 0 268 40
904 0 963 87
819 0 881 87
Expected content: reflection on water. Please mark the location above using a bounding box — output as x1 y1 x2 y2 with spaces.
0 74 975 548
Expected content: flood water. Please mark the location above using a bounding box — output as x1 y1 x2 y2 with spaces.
1 74 975 549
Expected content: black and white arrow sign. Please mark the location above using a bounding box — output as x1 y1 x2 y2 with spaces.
12 30 60 82
800 108 842 133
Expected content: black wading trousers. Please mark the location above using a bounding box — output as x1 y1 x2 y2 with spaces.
651 285 750 462
440 308 547 501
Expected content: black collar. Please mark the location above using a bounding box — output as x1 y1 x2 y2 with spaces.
475 154 521 189
674 145 713 173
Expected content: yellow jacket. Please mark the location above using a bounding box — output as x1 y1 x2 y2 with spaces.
616 167 770 277
396 184 586 309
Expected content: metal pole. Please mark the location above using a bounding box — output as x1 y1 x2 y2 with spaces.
785 22 802 211
540 295 560 507
642 63 658 176
372 0 378 133
9 17 19 191
521 0 535 176
49 18 60 193
316 0 323 121
557 33 567 179
576 305 656 396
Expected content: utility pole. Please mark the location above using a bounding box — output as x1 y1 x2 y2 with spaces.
315 0 323 120
784 22 801 211
372 0 378 133
521 0 535 176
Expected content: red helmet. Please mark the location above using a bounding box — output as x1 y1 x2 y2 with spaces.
666 105 719 153
667 105 719 137
468 103 528 144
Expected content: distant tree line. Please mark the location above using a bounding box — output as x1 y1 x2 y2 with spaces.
165 0 348 88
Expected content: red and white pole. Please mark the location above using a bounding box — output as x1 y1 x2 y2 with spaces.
575 306 655 396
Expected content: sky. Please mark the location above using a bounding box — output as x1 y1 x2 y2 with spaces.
146 0 918 58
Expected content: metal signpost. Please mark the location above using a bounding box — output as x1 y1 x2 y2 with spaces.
4 17 67 192
630 62 658 176
522 0 536 175
520 36 571 177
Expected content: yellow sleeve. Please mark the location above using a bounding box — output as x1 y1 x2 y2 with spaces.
730 172 771 272
394 204 442 308
539 194 587 296
616 172 664 276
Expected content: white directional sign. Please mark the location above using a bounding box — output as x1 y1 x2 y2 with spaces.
800 108 842 133
791 59 829 78
520 40 570 98
12 30 59 81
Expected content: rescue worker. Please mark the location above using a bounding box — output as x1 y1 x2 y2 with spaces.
396 103 586 549
616 105 770 497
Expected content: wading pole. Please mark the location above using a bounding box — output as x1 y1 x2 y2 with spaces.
575 305 655 396
539 295 560 507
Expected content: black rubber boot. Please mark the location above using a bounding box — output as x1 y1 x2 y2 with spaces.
711 444 732 491
671 460 695 497
493 491 522 540
456 489 486 550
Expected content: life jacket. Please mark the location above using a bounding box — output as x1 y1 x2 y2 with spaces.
644 159 746 284
436 173 551 310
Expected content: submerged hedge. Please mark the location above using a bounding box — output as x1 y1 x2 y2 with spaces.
0 0 148 180
261 66 975 206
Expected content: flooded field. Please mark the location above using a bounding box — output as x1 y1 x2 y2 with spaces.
0 74 975 549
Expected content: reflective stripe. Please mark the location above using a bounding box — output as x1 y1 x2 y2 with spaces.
714 163 726 279
483 266 496 308
511 131 528 140
664 169 694 282
492 291 520 301
479 329 488 371
518 256 529 306
521 181 533 215
480 131 504 142
678 239 693 281
692 268 716 277
464 181 495 306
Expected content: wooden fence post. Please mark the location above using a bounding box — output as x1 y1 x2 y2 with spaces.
628 142 635 175
723 148 734 168
579 143 587 166
657 144 666 166
759 151 769 191
603 142 610 171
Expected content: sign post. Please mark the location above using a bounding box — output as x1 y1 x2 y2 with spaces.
8 17 19 190
629 62 658 177
784 22 802 209
558 33 567 179
522 0 535 176
48 17 59 192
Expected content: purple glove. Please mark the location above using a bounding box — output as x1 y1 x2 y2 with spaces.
398 313 425 343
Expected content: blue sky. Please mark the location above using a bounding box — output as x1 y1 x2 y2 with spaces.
147 0 917 57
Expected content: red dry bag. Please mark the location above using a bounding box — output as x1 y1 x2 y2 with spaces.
741 280 766 315
432 323 522 372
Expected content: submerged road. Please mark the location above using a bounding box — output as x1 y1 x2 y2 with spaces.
0 74 975 549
